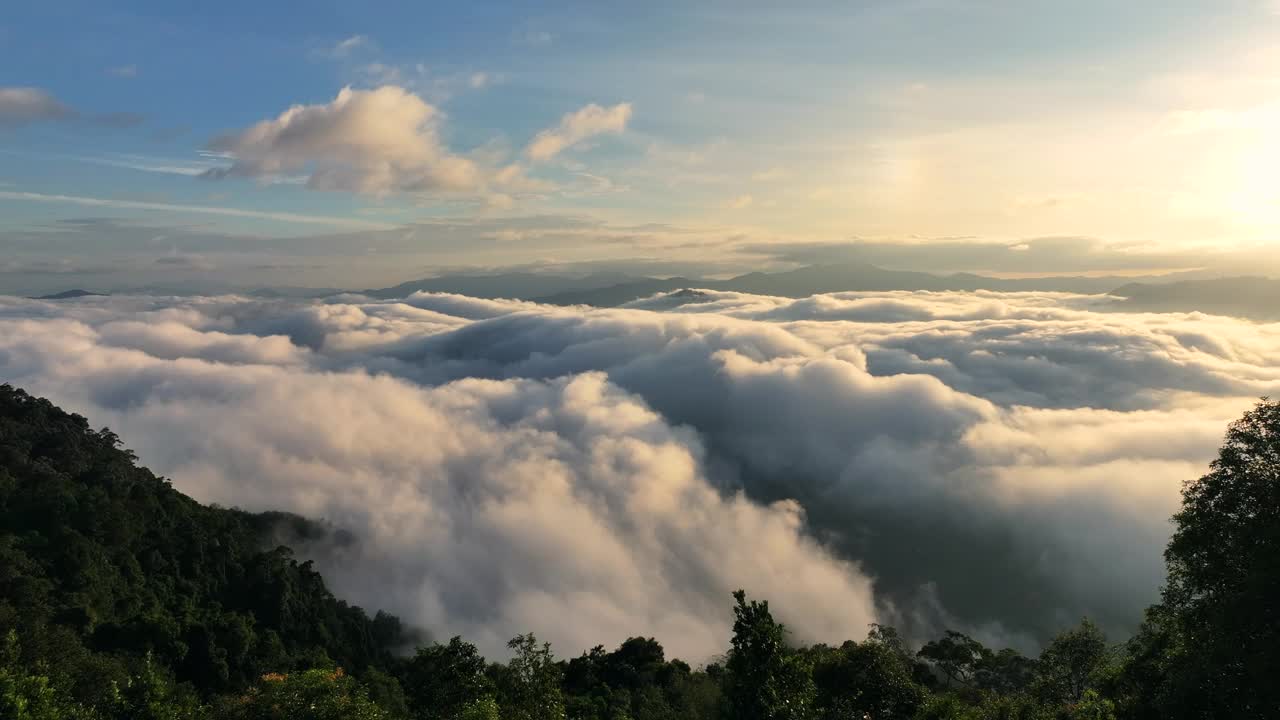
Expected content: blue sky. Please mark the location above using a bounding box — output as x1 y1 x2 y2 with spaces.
3 1 1280 291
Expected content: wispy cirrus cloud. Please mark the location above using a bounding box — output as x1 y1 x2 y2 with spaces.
0 190 399 230
83 152 224 177
0 148 265 181
314 34 374 60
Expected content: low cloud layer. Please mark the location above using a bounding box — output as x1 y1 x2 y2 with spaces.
1 289 1275 658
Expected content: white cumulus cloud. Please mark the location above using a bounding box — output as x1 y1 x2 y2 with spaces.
206 86 536 199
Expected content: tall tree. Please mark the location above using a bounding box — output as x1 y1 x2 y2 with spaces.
722 590 815 720
810 637 924 720
496 634 564 720
1159 397 1280 715
1034 619 1107 705
403 637 494 720
975 648 1037 695
916 631 990 689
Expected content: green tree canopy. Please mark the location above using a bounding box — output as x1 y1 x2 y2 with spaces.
722 590 815 720
215 668 387 720
494 634 564 720
403 637 494 720
810 635 924 720
917 631 990 690
1151 397 1280 715
1033 619 1108 706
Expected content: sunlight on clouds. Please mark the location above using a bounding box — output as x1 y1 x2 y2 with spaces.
525 102 633 162
207 86 486 194
201 86 634 209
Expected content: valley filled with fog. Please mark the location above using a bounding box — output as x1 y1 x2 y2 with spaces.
2 287 1274 661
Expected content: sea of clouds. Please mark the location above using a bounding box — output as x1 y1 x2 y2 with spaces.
2 288 1277 660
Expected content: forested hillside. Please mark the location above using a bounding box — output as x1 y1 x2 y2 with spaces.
1 383 1277 719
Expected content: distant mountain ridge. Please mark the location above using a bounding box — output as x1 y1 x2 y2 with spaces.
530 264 1199 306
358 263 1201 307
362 271 641 300
30 289 106 300
1108 276 1280 321
31 267 1267 320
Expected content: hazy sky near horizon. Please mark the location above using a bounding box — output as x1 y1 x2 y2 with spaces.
4 1 1280 290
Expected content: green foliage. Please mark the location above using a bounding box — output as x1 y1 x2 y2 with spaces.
1063 690 1115 720
363 667 410 719
1032 620 1108 706
495 634 565 720
1158 397 1280 716
0 629 94 720
918 631 989 690
100 652 208 720
810 636 925 720
0 383 411 699
1105 605 1202 719
0 631 205 720
910 691 1052 720
215 668 388 720
561 636 719 720
975 649 1037 695
458 696 502 720
0 668 88 720
403 636 495 720
723 590 816 720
